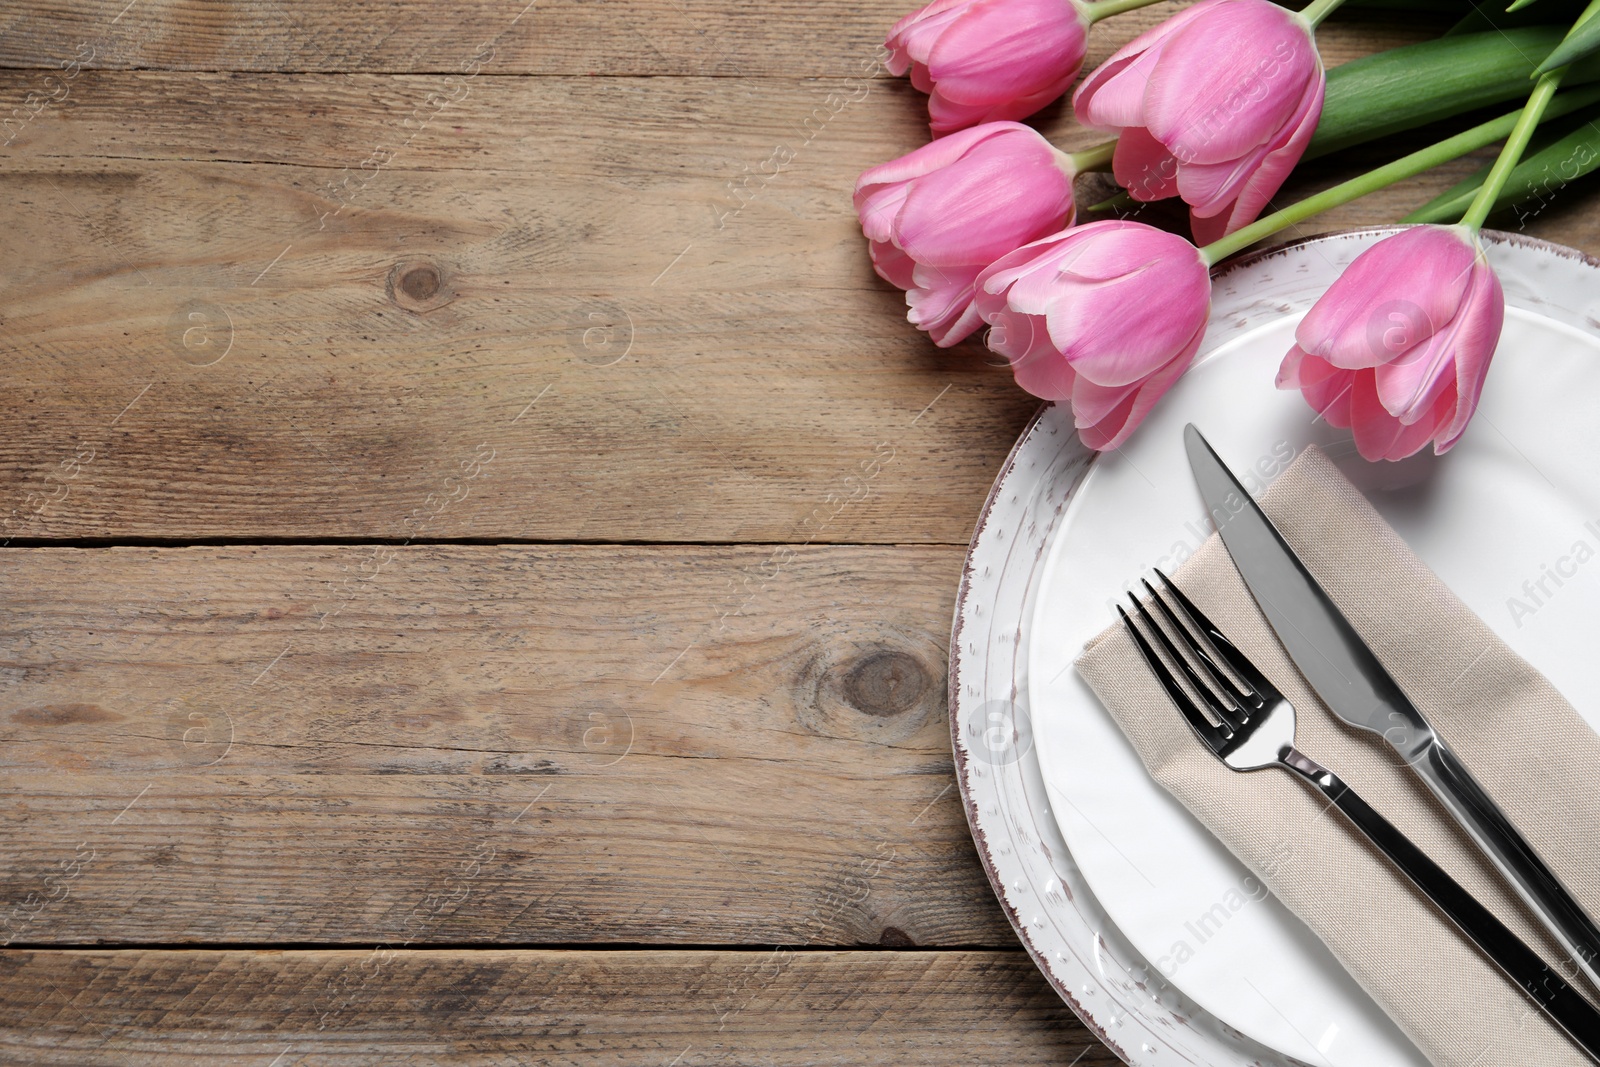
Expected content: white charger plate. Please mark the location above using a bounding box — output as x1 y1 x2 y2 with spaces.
953 227 1600 1066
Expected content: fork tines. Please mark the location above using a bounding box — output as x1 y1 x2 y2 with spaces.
1118 571 1274 746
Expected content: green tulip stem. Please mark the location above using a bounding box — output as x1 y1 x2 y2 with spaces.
1456 0 1600 228
1084 0 1172 23
1460 71 1565 230
1298 0 1348 29
1199 83 1600 265
1067 140 1118 173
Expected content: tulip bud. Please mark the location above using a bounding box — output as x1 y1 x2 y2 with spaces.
855 122 1077 347
1073 0 1324 243
974 220 1211 450
887 0 1091 136
1277 226 1504 462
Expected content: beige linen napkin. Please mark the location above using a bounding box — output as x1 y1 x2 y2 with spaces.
1075 445 1600 1067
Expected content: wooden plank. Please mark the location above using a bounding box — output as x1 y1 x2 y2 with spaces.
0 68 1045 544
1 66 1571 543
0 948 1116 1065
0 543 1019 947
0 69 1043 547
0 1 1434 76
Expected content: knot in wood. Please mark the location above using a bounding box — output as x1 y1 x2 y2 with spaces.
842 650 928 718
388 259 453 312
400 265 440 301
795 636 944 744
878 925 915 947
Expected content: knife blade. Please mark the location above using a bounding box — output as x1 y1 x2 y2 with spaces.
1184 422 1600 992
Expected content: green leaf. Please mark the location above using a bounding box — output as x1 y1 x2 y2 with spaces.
1401 123 1566 221
1401 110 1600 222
1308 27 1600 158
1535 1 1600 72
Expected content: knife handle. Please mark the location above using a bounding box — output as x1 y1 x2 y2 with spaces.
1412 736 1600 990
1283 753 1600 1062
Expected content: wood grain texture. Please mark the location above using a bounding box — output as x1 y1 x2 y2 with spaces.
0 543 1017 947
0 1 1435 75
0 948 1118 1065
0 65 1045 543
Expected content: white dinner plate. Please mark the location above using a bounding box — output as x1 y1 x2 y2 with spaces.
951 227 1600 1067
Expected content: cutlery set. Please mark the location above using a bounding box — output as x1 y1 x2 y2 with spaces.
1121 425 1600 1060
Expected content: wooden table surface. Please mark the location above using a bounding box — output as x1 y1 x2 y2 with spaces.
3 2 1598 1063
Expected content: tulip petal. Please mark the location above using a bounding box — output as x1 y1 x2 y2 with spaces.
1071 374 1140 425
1432 379 1473 453
929 75 1076 132
1072 0 1218 129
1143 0 1317 166
1078 338 1199 450
984 308 1055 365
926 0 1086 102
1113 126 1181 202
1371 251 1500 426
1349 369 1440 461
996 222 1186 306
1187 205 1231 249
888 0 975 69
1039 238 1210 386
974 221 1209 444
973 232 1073 332
893 131 1073 264
869 239 918 289
857 181 912 244
1182 68 1323 238
1009 323 1079 401
1373 333 1457 426
1277 345 1335 390
892 0 1090 132
1073 45 1165 131
1436 260 1504 445
1214 70 1323 232
1295 227 1478 369
853 121 1015 203
908 262 985 346
1279 348 1356 428
1383 410 1443 461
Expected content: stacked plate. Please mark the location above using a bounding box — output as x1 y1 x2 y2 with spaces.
949 228 1600 1066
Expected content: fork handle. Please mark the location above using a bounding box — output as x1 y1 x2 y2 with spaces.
1281 749 1600 1062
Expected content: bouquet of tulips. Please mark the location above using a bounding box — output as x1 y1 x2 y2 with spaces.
857 0 1600 458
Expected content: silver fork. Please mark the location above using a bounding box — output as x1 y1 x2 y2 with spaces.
1121 571 1600 1061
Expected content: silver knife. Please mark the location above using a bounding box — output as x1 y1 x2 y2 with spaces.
1185 423 1600 990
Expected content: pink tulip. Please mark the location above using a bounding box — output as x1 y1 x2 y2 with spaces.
1073 0 1323 244
974 220 1211 449
1277 226 1504 462
855 121 1077 347
887 0 1090 135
